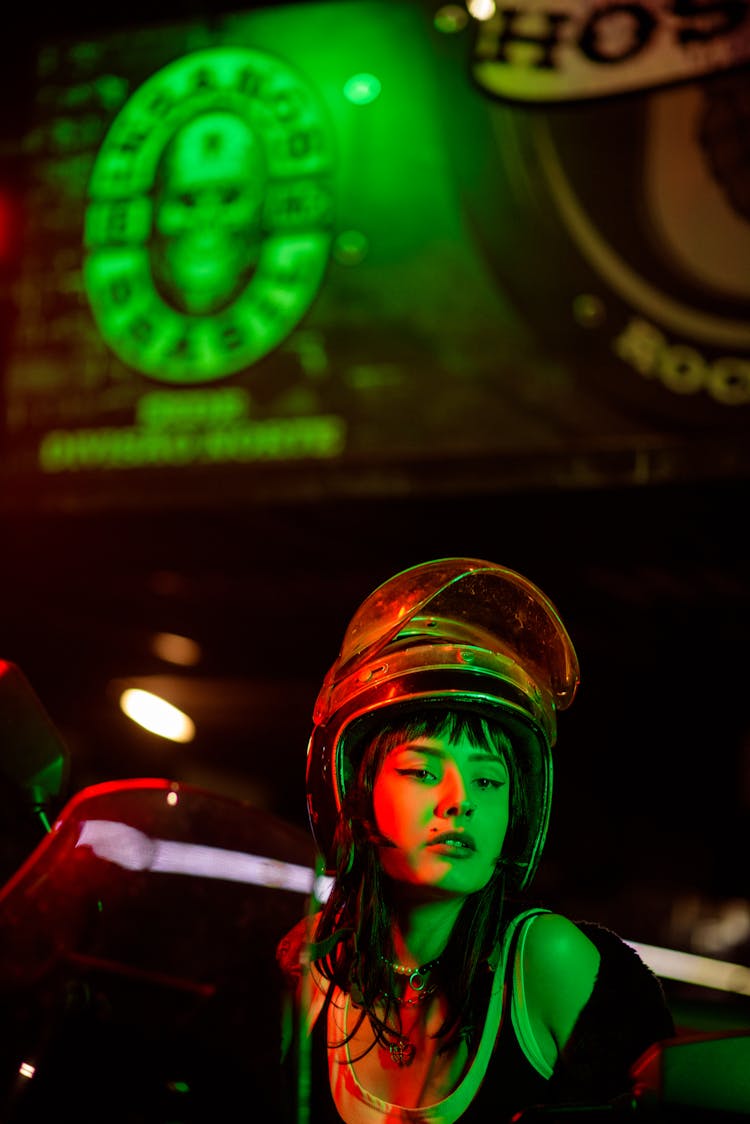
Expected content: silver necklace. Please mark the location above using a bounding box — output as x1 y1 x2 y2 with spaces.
379 956 441 1065
383 955 441 993
385 982 437 1007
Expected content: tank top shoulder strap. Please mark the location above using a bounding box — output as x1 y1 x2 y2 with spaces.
502 907 554 1079
497 906 551 978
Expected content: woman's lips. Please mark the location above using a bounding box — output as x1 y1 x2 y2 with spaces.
427 831 477 855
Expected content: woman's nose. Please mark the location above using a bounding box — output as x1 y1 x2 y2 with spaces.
437 778 475 819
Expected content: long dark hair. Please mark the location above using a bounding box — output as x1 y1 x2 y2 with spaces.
309 708 531 1054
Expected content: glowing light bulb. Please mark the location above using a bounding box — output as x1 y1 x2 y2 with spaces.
467 0 496 20
119 689 195 743
343 73 381 105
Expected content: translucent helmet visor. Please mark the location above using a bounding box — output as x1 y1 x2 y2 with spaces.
306 558 580 886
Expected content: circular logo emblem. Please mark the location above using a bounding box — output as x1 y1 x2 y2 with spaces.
84 47 334 383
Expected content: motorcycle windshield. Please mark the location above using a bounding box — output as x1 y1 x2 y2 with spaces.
0 778 319 1121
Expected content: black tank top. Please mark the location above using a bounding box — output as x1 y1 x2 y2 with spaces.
305 920 551 1124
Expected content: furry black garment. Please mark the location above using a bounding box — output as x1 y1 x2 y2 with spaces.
548 921 676 1105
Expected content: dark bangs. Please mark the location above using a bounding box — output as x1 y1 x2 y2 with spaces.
356 707 513 790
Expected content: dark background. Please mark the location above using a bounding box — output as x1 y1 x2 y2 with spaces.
2 478 748 920
0 0 749 1036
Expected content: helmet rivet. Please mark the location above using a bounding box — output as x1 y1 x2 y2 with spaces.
360 663 387 682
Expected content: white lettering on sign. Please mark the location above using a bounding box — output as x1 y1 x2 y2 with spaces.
472 0 750 101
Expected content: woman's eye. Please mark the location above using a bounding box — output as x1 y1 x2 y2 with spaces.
396 768 435 782
475 777 506 790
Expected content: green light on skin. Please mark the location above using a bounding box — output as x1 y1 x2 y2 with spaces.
343 73 381 105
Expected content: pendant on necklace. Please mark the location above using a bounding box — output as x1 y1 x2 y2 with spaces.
388 1038 416 1067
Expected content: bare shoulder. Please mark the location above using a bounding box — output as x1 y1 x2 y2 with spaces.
522 912 602 1050
525 911 600 967
276 910 322 982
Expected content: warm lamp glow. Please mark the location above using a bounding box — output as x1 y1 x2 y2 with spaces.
151 632 202 667
119 688 195 743
467 0 496 19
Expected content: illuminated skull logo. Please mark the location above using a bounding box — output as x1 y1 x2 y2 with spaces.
84 46 333 382
152 111 266 316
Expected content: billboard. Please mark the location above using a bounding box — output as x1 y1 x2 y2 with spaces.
2 0 748 511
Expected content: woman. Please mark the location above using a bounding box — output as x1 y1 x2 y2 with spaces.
278 558 674 1123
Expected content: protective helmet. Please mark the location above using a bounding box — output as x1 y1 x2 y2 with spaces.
305 558 579 889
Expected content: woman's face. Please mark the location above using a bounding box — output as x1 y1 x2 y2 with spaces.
371 730 510 897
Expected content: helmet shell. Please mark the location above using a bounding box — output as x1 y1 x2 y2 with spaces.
306 558 579 888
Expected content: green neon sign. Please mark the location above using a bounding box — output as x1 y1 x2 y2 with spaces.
38 415 346 472
84 47 334 383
